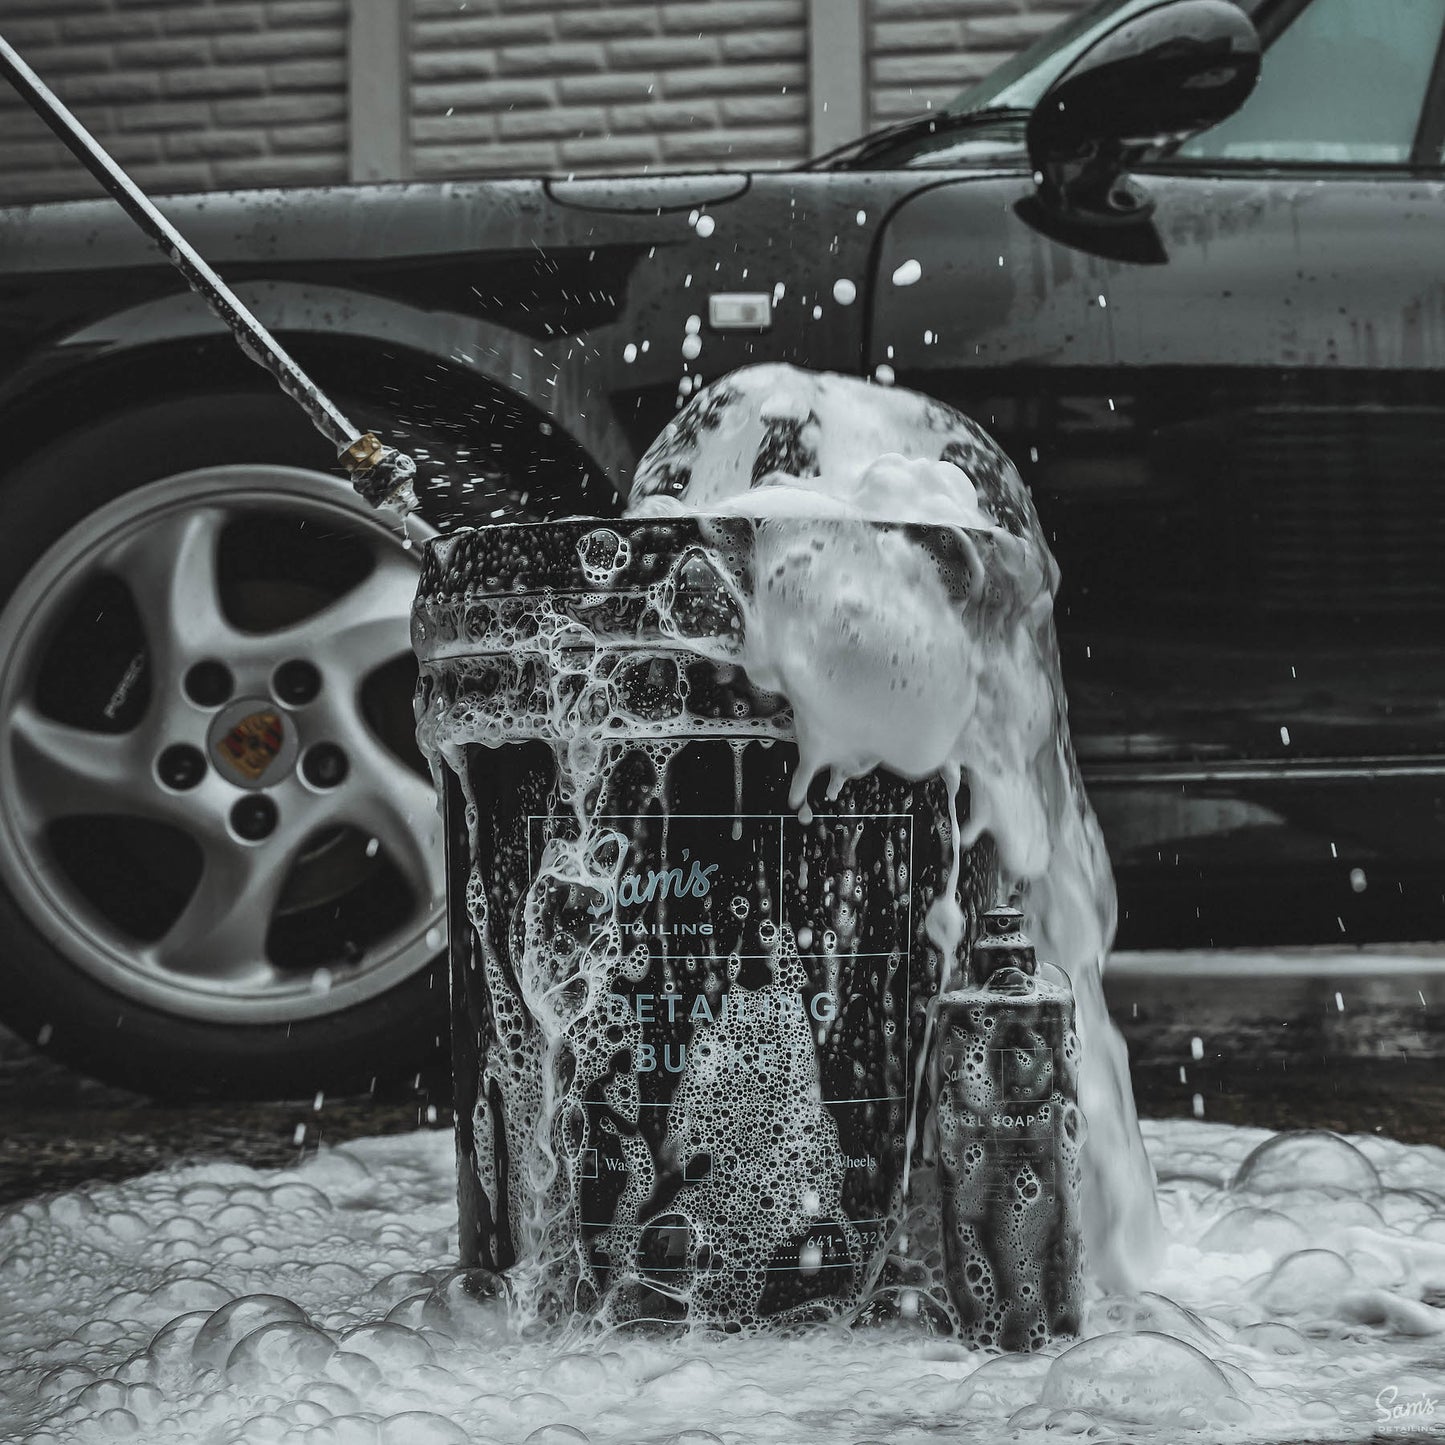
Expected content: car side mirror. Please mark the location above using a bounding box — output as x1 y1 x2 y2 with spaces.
1027 0 1260 226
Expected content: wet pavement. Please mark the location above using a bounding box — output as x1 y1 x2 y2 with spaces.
2 945 1442 1206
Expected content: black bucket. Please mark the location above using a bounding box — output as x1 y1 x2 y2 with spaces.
412 516 999 1328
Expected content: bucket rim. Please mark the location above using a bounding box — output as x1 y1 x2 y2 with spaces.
415 513 990 601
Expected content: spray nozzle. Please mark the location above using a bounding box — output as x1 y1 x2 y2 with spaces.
344 433 419 515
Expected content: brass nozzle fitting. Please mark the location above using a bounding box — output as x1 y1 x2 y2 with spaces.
343 431 387 475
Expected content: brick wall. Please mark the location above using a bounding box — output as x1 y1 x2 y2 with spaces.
410 0 809 180
0 0 1091 201
870 0 1087 127
0 0 349 204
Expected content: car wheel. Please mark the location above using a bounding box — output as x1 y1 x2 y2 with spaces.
0 391 449 1099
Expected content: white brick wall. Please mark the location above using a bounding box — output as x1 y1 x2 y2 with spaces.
0 0 1092 200
0 0 349 204
409 0 809 179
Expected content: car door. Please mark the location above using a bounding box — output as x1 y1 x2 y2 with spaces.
866 0 1445 946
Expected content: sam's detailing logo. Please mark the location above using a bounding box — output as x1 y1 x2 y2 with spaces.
1376 1385 1440 1434
589 851 720 917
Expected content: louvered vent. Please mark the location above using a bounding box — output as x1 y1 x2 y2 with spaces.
1234 409 1445 617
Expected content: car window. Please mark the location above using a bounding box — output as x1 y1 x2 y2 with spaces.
1175 0 1445 164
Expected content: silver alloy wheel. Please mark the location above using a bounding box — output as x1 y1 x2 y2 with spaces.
0 465 445 1025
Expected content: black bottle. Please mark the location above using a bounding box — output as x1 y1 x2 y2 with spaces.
932 905 1085 1351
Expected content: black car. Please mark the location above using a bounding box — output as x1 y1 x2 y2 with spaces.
0 0 1441 1098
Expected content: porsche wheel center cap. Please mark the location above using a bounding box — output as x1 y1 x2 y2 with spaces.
208 697 299 789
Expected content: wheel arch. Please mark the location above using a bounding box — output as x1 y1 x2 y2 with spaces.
0 280 632 515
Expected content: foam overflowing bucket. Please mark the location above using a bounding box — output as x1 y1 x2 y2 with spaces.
412 516 999 1328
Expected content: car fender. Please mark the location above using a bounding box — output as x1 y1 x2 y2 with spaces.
0 278 635 497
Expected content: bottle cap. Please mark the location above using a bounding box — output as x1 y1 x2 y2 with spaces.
971 904 1037 983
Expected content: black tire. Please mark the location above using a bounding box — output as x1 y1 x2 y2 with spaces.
0 391 448 1100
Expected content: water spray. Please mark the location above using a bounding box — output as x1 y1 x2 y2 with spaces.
0 32 418 515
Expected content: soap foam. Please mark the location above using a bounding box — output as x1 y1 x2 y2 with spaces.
629 364 1158 1291
3 1118 1443 1442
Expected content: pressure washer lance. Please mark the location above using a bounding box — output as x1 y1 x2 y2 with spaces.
0 32 418 517
930 905 1085 1351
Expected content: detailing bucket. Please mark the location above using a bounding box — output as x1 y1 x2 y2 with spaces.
412 516 998 1327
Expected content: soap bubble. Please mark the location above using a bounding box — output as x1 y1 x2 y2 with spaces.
380 1413 470 1445
338 1322 434 1373
192 1294 309 1370
418 1267 512 1339
126 1382 163 1421
302 1146 371 1190
577 527 630 584
142 1276 232 1317
832 279 857 305
325 1349 385 1394
1199 1205 1309 1255
223 1319 337 1386
522 1427 590 1445
102 1209 150 1242
1252 1249 1355 1317
95 1407 139 1437
311 1417 382 1445
1043 1407 1099 1433
77 1379 129 1413
232 1413 291 1443
644 1357 719 1402
37 1364 97 1399
1235 1321 1310 1356
694 214 716 238
1041 1331 1235 1425
1089 1292 1221 1349
383 1292 432 1329
539 1353 610 1393
1232 1131 1381 1197
139 1310 211 1382
368 1270 435 1306
954 1352 1049 1413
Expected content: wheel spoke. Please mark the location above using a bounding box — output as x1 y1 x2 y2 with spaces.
8 703 153 829
352 768 445 909
329 720 444 909
268 549 419 680
149 831 293 982
102 506 233 679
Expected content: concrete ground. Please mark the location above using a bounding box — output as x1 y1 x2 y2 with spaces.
2 945 1442 1205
